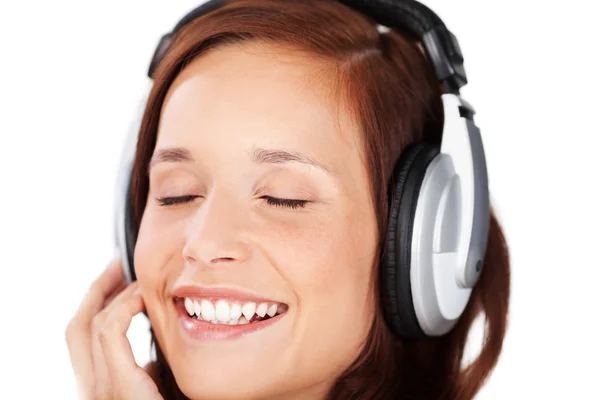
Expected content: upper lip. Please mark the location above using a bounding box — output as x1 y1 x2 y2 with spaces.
172 284 287 305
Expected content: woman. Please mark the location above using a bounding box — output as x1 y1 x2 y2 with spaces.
66 0 510 399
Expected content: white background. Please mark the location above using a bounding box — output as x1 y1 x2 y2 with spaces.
1 0 599 398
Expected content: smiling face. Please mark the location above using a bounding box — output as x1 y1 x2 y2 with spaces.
134 41 379 399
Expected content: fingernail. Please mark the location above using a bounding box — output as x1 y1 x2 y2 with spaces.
133 287 141 296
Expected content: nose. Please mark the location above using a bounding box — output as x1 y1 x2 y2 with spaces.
182 190 251 268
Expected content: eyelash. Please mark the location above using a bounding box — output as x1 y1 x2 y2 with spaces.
263 196 308 209
156 195 199 206
155 195 308 209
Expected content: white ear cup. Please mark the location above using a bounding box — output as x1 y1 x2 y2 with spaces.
410 153 472 335
439 94 489 289
409 93 489 336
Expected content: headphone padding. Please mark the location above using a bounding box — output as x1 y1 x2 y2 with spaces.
382 144 439 339
124 180 137 282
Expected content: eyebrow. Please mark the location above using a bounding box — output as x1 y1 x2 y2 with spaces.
148 147 194 172
147 146 332 175
251 147 331 174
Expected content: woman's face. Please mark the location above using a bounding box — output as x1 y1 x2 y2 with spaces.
135 42 378 399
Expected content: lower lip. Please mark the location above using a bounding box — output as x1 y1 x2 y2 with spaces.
175 300 286 341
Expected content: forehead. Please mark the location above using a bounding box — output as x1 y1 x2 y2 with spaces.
156 41 365 178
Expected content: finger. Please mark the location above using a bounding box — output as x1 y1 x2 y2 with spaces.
65 259 123 397
98 281 139 321
99 290 161 398
65 321 95 400
74 258 125 324
91 282 139 398
99 288 145 371
91 281 139 343
102 281 128 309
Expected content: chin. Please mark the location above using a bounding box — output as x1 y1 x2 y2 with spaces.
165 347 306 400
154 299 302 399
175 371 283 400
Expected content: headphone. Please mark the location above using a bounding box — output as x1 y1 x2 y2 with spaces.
114 0 490 340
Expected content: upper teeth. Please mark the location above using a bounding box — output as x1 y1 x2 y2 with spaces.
183 297 286 324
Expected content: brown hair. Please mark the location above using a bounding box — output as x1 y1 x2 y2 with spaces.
129 1 510 398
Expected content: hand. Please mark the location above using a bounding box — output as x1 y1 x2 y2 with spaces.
65 258 163 400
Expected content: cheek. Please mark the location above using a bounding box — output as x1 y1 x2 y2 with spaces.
133 207 189 351
269 208 378 372
283 208 377 306
133 207 185 294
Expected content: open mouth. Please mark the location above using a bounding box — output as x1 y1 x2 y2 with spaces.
174 297 289 326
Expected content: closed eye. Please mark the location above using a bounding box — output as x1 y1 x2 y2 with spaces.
262 196 308 209
155 195 309 209
155 195 200 206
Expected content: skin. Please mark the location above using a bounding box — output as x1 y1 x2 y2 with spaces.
66 262 162 399
67 41 380 400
